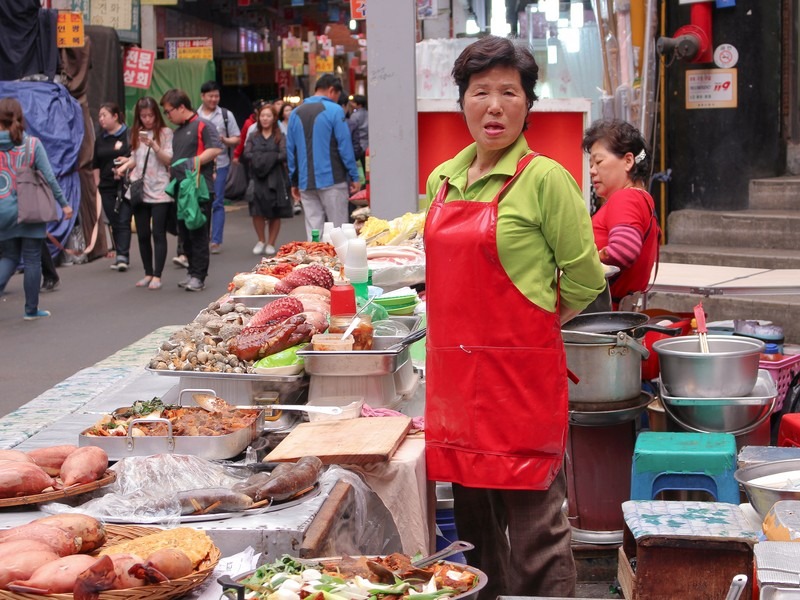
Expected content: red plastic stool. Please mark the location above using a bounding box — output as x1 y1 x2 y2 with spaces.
778 413 800 447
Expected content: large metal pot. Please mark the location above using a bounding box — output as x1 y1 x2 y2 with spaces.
565 333 647 403
653 335 764 398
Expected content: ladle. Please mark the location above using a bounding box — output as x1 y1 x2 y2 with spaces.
259 404 343 416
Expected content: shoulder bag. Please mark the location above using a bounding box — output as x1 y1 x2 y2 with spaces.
16 138 59 224
127 147 151 209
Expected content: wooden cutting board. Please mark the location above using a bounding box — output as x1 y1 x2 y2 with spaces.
265 416 412 465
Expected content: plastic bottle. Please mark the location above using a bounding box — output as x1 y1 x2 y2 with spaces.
311 229 321 242
760 343 784 362
345 238 369 303
329 279 357 315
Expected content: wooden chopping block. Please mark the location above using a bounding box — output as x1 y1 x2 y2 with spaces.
265 416 411 465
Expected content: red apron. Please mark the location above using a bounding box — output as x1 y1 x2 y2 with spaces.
424 153 568 490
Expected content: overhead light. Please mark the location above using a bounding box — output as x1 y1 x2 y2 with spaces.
570 1 584 28
544 0 559 22
349 19 357 31
547 37 558 64
466 18 480 34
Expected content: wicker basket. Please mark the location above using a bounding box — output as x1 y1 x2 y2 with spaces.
0 525 221 600
760 354 800 412
0 470 117 508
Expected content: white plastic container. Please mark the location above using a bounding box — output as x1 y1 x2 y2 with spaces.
307 395 364 422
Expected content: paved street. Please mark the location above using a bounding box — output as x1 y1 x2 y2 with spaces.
0 202 307 417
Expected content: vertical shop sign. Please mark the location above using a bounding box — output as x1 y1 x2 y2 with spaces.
56 12 85 48
276 69 291 91
282 38 304 73
123 47 155 88
350 0 366 19
222 58 248 86
686 68 737 109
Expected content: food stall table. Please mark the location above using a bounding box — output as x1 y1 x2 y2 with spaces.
0 326 432 558
650 263 800 296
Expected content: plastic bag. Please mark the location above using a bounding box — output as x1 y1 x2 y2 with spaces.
253 344 307 369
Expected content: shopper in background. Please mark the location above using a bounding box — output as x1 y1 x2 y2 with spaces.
93 101 131 271
233 98 268 164
0 97 74 319
242 103 293 256
277 102 293 136
347 95 368 172
423 36 604 599
286 74 360 239
197 80 240 255
582 119 660 310
117 96 174 290
160 88 222 292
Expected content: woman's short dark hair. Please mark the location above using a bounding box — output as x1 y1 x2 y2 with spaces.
0 97 25 145
582 119 652 183
452 36 539 113
352 95 367 109
99 101 124 124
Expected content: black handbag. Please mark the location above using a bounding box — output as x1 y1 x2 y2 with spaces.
224 160 248 200
127 147 151 209
16 138 58 224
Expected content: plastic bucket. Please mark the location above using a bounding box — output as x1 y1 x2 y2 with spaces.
435 508 466 564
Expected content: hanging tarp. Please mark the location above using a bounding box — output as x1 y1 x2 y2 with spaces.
0 0 60 81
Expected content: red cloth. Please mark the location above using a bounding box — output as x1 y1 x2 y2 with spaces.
424 153 568 490
232 117 256 161
592 187 659 301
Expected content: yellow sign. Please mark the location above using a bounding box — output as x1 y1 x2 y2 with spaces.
222 59 248 86
315 55 333 73
165 38 213 60
283 39 304 70
56 12 85 48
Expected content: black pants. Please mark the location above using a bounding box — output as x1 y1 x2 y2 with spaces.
133 202 171 278
100 187 132 262
41 239 58 283
178 199 212 282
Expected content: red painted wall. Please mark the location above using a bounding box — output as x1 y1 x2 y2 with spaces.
417 111 586 195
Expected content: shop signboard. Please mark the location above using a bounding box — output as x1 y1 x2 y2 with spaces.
350 0 366 20
56 12 85 48
686 68 737 109
276 69 291 91
222 58 248 86
165 37 214 60
283 38 304 72
123 47 155 88
316 53 333 73
70 0 140 44
140 0 178 4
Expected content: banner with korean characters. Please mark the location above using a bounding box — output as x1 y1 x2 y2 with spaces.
350 0 366 20
69 0 140 44
56 12 84 48
222 58 248 86
123 47 155 89
165 37 214 60
686 68 737 110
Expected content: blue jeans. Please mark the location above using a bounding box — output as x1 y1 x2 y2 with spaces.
0 237 43 316
211 165 228 245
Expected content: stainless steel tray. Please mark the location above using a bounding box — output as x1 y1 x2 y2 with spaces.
78 408 264 461
298 347 410 376
146 367 304 383
659 369 777 406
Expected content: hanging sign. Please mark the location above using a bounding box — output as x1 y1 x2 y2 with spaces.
350 0 366 20
123 47 155 88
56 12 85 48
90 0 132 30
315 54 334 73
222 58 248 86
165 37 214 60
686 68 737 109
276 69 291 90
283 38 304 71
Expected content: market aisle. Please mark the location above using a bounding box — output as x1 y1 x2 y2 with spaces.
0 202 308 416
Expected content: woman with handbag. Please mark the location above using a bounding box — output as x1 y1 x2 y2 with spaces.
241 103 293 256
116 97 174 290
0 97 73 320
93 102 131 271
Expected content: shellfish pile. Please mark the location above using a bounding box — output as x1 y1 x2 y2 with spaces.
148 300 258 373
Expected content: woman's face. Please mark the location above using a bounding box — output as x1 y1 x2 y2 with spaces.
281 105 292 120
259 107 275 130
98 107 119 132
462 66 529 153
588 140 634 200
138 108 156 131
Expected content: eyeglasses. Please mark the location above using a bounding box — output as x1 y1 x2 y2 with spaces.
163 106 177 115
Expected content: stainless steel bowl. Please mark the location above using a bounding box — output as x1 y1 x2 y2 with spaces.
653 335 764 398
734 459 800 518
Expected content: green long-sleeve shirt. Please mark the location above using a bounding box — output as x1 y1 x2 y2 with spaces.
425 135 604 312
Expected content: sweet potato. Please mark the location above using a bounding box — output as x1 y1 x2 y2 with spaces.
0 549 60 588
36 514 106 553
0 462 54 498
254 456 323 502
60 446 108 486
7 554 98 594
128 548 193 583
0 523 82 556
73 554 145 600
0 540 56 563
0 450 35 463
27 445 78 476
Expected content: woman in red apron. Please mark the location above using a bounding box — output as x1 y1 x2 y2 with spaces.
424 37 605 599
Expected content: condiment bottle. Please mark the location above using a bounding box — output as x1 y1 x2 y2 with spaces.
330 279 357 315
761 343 783 362
344 238 369 303
311 229 321 242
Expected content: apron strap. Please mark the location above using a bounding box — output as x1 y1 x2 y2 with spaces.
493 151 539 203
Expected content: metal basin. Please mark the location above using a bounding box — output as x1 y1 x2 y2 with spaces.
734 459 800 518
653 335 764 398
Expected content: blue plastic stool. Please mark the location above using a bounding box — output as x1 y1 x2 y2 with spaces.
630 432 740 504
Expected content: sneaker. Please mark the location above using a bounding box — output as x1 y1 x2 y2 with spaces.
177 276 191 288
41 279 60 292
185 277 205 292
293 204 302 215
172 255 189 268
265 244 276 256
210 243 222 254
24 309 51 321
252 241 265 255
116 262 129 272
109 262 119 271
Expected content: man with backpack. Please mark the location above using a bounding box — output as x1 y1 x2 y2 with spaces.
198 80 240 254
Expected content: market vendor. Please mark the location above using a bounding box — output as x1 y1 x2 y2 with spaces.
423 36 605 599
583 119 661 310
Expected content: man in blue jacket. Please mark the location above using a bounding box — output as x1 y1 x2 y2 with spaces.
287 74 361 239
